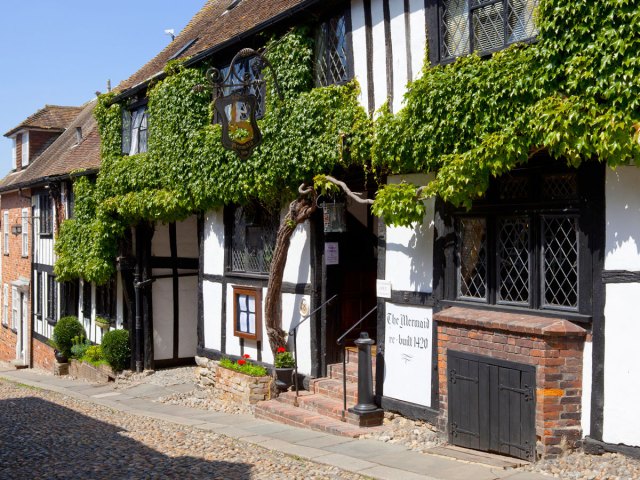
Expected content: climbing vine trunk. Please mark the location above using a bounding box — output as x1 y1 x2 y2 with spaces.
265 189 317 356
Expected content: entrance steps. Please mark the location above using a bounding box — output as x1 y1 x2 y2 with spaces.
255 347 385 437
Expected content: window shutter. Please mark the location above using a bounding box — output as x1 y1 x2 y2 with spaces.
122 109 132 154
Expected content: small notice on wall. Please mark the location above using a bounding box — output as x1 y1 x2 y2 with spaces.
376 280 392 299
325 242 339 265
383 303 433 407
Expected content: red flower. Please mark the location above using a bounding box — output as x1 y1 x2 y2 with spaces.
237 359 246 366
243 354 250 359
277 347 286 354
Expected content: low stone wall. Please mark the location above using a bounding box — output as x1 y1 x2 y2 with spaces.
195 356 273 405
68 359 116 383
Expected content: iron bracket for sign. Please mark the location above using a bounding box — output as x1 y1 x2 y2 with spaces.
206 48 283 159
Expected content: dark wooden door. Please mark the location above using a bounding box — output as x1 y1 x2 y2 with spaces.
448 350 536 460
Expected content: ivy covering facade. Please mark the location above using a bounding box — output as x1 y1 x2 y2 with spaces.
55 0 640 281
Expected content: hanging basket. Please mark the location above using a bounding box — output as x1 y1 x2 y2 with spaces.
95 317 111 330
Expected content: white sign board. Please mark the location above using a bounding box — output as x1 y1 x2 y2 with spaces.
376 280 392 299
325 242 339 265
383 303 433 407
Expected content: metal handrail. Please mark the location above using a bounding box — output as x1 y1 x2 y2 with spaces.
336 305 377 420
288 294 337 403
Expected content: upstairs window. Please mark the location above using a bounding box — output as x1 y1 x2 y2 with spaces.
228 203 279 275
21 131 29 167
39 194 53 236
96 276 117 322
439 0 538 61
314 12 351 86
11 137 17 170
122 106 148 155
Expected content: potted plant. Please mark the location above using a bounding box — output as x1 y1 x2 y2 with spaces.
274 346 295 392
51 316 86 363
95 316 111 330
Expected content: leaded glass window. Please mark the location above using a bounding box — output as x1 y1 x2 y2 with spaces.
497 216 530 304
440 0 538 61
542 216 578 309
315 13 350 87
122 106 148 155
229 204 279 275
457 217 487 300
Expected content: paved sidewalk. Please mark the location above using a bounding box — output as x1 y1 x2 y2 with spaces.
0 366 548 480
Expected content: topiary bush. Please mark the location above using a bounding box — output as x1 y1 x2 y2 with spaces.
52 317 86 359
101 329 131 371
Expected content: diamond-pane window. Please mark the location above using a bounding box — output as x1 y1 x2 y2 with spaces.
457 217 488 300
230 204 279 275
315 13 350 87
542 173 578 200
542 216 578 309
440 0 538 61
497 217 530 304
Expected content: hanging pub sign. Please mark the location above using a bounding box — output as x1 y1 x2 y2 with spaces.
207 48 282 160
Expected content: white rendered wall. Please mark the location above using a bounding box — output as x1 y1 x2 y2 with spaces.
350 0 369 113
203 280 222 351
177 216 199 258
408 0 426 82
385 174 435 293
282 220 311 285
603 283 640 446
203 209 225 276
601 166 640 446
605 167 640 270
152 222 171 257
370 0 388 112
280 293 311 375
178 274 198 358
153 271 174 360
389 0 408 114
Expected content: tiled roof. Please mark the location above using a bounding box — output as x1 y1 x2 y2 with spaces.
117 0 313 93
4 105 83 137
0 100 100 192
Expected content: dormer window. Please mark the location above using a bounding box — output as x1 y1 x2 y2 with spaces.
11 137 17 170
122 105 148 155
314 12 352 87
21 131 29 166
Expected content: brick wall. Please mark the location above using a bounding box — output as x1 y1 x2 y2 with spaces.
29 130 60 163
434 307 587 458
0 191 32 363
32 336 55 371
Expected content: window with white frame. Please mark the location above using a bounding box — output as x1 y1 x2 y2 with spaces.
3 211 9 255
11 286 18 330
21 131 29 167
2 285 7 326
21 208 28 257
439 0 538 61
122 105 149 155
0 285 4 326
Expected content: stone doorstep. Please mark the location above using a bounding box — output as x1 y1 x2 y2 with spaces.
255 400 387 438
277 391 350 422
311 378 358 404
327 362 376 385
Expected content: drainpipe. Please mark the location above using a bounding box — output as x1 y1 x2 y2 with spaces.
133 266 143 373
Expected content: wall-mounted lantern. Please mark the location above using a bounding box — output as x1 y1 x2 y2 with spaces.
11 224 22 236
322 202 346 233
207 48 282 160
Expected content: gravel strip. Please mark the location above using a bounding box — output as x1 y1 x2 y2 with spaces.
0 379 365 479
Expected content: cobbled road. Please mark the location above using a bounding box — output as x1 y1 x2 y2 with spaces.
0 379 363 480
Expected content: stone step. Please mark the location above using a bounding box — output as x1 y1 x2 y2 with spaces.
327 361 376 384
276 390 350 422
311 377 359 404
345 346 378 365
255 399 386 437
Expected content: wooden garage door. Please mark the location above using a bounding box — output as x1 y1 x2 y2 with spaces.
448 350 536 460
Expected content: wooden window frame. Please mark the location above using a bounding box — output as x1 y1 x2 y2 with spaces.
232 285 262 341
39 194 53 237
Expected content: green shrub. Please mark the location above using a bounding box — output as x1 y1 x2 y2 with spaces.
70 335 91 359
52 317 86 359
101 329 130 371
83 345 104 363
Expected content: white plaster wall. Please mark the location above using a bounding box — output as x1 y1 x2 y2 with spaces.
581 340 592 438
280 293 311 375
282 218 311 285
350 0 369 113
385 174 435 293
389 0 408 114
178 274 198 358
177 215 199 258
605 167 640 271
152 273 174 360
370 0 388 113
408 0 426 82
152 222 171 257
225 285 242 357
603 283 640 446
203 280 222 351
203 209 225 276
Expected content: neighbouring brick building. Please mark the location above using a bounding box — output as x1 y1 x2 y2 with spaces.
0 102 99 369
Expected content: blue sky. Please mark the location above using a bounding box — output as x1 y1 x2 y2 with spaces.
0 0 206 175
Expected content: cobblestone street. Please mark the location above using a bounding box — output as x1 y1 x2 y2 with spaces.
0 380 364 480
